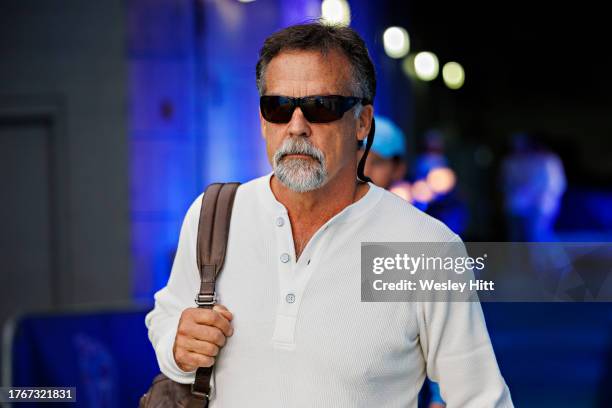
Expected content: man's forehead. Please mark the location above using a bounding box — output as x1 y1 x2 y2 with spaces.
264 49 353 95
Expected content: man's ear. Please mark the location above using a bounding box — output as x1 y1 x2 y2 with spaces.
259 109 267 140
356 104 374 143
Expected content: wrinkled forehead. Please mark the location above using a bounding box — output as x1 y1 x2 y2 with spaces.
264 49 356 96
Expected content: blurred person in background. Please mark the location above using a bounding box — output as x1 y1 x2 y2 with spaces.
357 115 407 189
500 132 567 242
414 129 448 181
412 129 467 235
358 115 446 408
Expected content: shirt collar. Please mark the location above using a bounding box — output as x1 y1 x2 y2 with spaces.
256 171 383 224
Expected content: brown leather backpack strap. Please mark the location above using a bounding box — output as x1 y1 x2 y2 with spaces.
195 183 222 308
189 182 240 406
209 183 240 267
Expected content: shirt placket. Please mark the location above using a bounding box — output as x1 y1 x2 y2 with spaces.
271 210 332 350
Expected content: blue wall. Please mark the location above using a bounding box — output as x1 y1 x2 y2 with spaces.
128 0 399 301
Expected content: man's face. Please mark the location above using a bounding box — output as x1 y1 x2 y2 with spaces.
259 49 372 192
357 150 407 190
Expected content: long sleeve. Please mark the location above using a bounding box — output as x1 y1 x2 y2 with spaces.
144 193 204 383
417 235 514 407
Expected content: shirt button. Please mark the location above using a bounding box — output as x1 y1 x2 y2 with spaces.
280 253 290 263
276 217 285 227
285 293 296 303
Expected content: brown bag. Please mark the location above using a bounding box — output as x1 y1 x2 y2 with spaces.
139 182 241 408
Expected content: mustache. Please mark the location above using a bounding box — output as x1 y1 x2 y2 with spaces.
274 137 324 164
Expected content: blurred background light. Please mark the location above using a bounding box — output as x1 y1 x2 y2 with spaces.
442 61 465 89
401 54 417 79
383 26 410 59
321 0 351 26
426 167 457 194
390 181 413 202
414 51 439 81
411 179 435 203
237 0 256 3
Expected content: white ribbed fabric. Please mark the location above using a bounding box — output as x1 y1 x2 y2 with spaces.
145 172 514 407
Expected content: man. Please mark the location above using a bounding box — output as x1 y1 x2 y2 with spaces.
145 22 513 407
501 132 566 242
357 115 407 190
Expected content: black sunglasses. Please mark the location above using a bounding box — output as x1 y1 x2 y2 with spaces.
260 95 369 124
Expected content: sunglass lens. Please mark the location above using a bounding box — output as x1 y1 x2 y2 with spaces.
302 96 343 123
260 96 294 123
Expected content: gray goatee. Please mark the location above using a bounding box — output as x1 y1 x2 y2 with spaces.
272 137 328 192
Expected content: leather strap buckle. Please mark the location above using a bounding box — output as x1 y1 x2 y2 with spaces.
195 292 217 307
190 383 210 399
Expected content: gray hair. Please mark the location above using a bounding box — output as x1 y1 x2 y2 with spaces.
255 21 376 111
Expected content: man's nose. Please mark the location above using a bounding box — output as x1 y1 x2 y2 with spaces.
287 107 311 138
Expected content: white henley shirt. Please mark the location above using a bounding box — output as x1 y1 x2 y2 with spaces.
145 171 514 407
